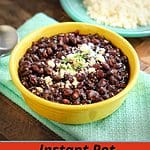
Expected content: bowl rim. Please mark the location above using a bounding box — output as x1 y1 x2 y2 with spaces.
9 22 140 111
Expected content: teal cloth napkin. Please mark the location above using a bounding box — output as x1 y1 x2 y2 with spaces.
0 13 150 141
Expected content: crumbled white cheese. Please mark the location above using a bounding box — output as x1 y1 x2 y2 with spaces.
60 66 76 76
88 67 96 73
55 83 60 86
88 42 95 48
32 89 36 93
79 43 96 57
96 54 106 62
53 71 59 76
80 43 94 51
96 47 106 54
44 76 53 85
80 69 84 74
65 80 72 88
47 59 55 68
89 50 96 57
72 77 79 88
59 69 66 78
66 53 75 59
99 48 106 54
66 63 72 69
61 56 65 59
67 69 76 75
105 53 110 57
96 47 100 53
56 62 61 68
84 68 88 72
73 58 86 69
60 63 67 70
36 87 43 93
89 57 96 66
79 43 91 52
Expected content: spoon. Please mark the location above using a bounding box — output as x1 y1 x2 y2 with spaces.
0 25 18 56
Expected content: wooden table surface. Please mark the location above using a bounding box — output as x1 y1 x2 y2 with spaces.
0 0 150 141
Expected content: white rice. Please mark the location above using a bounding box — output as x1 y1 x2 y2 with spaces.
83 0 150 29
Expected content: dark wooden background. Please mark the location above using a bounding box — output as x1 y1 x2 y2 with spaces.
0 0 149 140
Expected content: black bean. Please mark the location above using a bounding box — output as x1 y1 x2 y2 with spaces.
96 69 104 79
68 75 74 83
21 70 32 77
76 73 85 81
110 75 118 85
44 67 53 75
91 38 99 44
80 91 87 100
93 64 101 70
72 89 80 99
58 36 64 46
19 32 129 105
22 80 29 88
109 92 114 97
31 54 39 61
87 90 100 102
81 100 87 105
38 68 44 74
118 83 127 88
86 100 92 104
63 88 73 96
63 44 70 51
73 100 80 105
69 37 77 45
88 72 95 79
29 75 37 85
97 78 107 87
31 64 40 72
55 96 62 102
50 43 57 50
53 74 61 82
56 52 63 59
63 36 69 44
62 99 70 104
102 94 110 99
64 74 69 80
77 82 84 89
98 87 107 95
42 89 50 99
47 47 53 55
101 62 110 70
42 50 48 58
115 63 122 69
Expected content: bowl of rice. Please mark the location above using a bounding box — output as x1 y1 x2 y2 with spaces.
83 0 150 29
60 0 150 37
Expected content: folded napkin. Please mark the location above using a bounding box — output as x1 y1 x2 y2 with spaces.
0 13 150 141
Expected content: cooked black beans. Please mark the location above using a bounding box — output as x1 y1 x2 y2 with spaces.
18 31 129 105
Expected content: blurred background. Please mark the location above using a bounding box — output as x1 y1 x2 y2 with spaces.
0 0 72 28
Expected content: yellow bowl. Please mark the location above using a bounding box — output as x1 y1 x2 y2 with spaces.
9 22 139 124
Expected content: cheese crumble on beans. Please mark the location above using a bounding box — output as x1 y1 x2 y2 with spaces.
18 31 129 105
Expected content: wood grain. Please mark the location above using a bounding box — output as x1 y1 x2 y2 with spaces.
0 0 150 140
128 38 150 72
0 94 63 140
